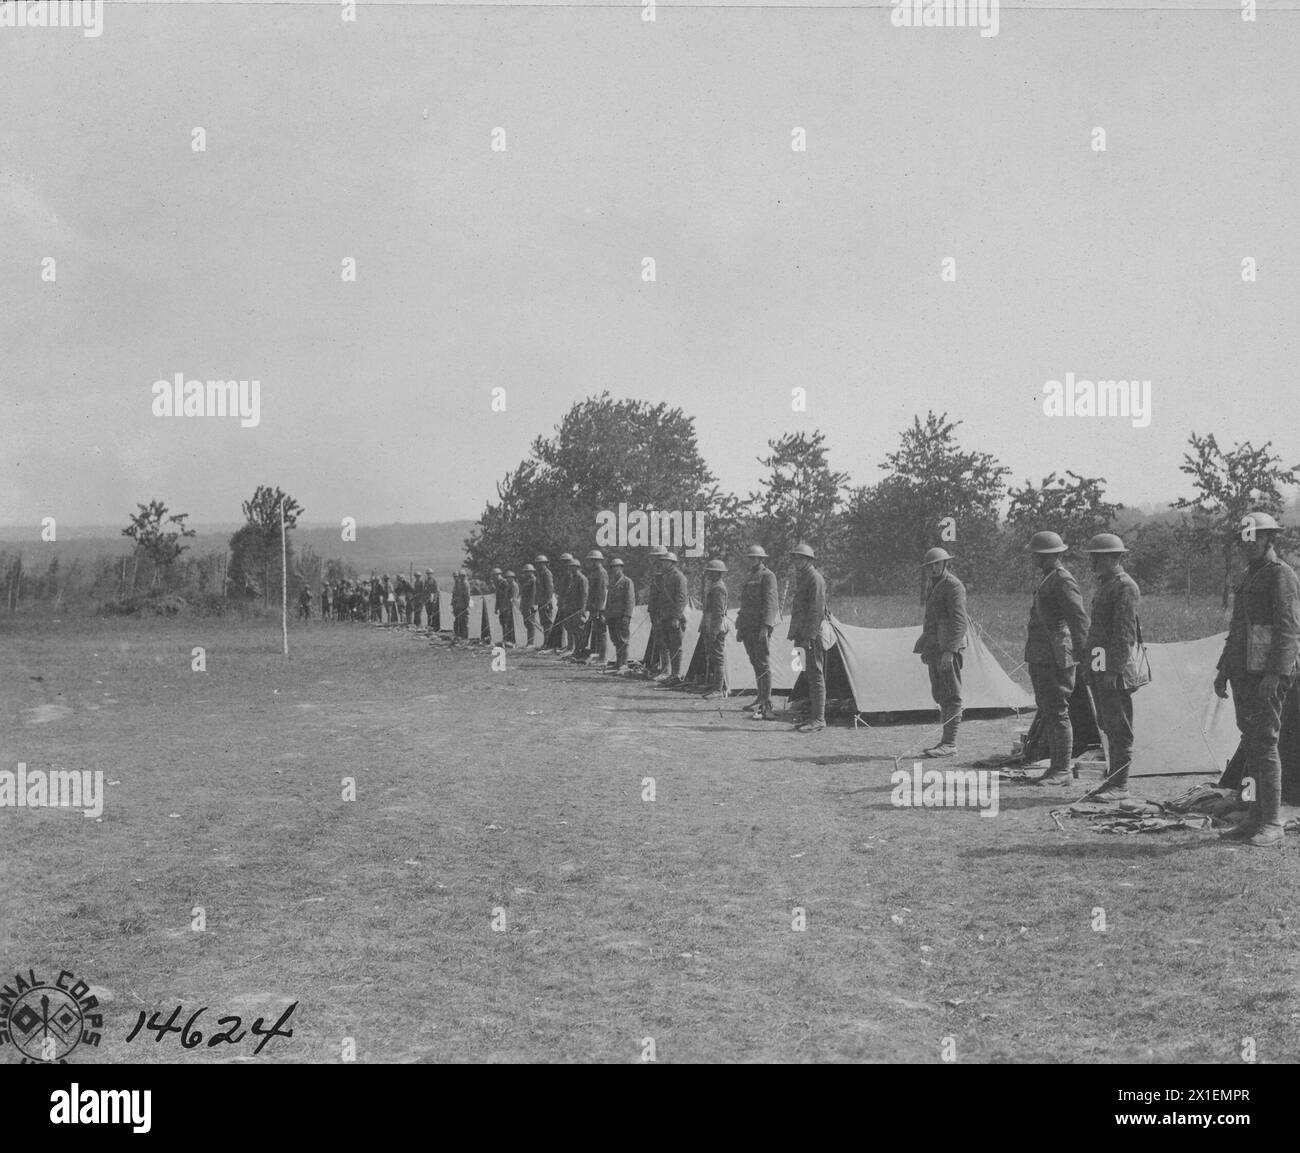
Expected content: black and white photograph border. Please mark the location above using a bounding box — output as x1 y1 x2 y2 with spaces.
2 0 1298 1092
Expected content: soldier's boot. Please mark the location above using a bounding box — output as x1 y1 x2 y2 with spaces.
1219 809 1261 841
1037 725 1074 785
925 707 961 757
1244 761 1284 847
1091 761 1131 801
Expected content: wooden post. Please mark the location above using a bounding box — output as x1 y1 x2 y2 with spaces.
281 498 289 656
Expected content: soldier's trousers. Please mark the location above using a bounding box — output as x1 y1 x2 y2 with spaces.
563 614 581 652
539 601 554 646
799 638 826 722
499 611 515 645
741 628 773 706
647 619 665 671
589 614 607 662
607 615 629 665
658 618 684 676
705 630 726 691
453 607 469 639
1229 672 1293 829
1091 685 1134 786
521 606 538 646
429 599 440 631
1029 661 1077 775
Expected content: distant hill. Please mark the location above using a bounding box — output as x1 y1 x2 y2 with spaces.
0 522 478 579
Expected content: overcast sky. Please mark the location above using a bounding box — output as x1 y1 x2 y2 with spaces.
3 2 1298 530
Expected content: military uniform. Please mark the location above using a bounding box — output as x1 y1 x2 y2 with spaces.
788 563 828 724
518 570 538 646
585 562 608 663
913 567 969 748
700 578 729 693
425 573 440 631
451 575 470 639
536 563 555 647
656 564 689 679
645 564 665 674
499 576 519 645
736 562 780 711
606 568 635 668
565 567 589 654
1085 568 1141 790
1025 563 1090 778
1217 553 1300 837
298 586 313 621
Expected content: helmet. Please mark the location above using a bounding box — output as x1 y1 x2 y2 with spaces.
1084 533 1128 554
567 556 581 566
425 568 433 574
521 563 535 572
535 554 549 564
610 557 624 567
1242 511 1281 533
648 544 668 557
504 570 515 578
705 559 727 572
558 552 574 562
788 543 815 559
745 545 768 559
920 547 953 567
586 549 604 561
1026 531 1068 554
663 551 679 563
490 566 502 574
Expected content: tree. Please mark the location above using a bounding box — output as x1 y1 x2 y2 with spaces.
121 500 197 590
1171 432 1300 606
228 485 304 606
466 394 730 595
746 431 849 563
843 412 1009 593
1005 471 1123 550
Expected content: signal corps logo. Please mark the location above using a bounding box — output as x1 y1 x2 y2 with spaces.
0 968 103 1063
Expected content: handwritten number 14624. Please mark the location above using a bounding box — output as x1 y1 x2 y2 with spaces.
124 1002 297 1054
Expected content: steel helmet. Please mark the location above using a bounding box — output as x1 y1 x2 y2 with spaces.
586 549 604 561
705 559 727 572
521 563 535 572
788 543 815 559
567 556 581 566
535 554 549 563
1026 531 1068 554
745 544 768 558
920 547 953 567
490 566 502 574
504 570 515 578
1084 533 1128 554
610 557 624 567
663 551 679 563
1242 511 1281 533
648 544 668 557
558 552 573 562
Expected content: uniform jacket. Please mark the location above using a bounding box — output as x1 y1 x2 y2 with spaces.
1217 555 1300 676
518 573 536 611
646 568 662 616
786 565 827 642
1024 564 1089 667
425 577 439 601
736 565 779 632
586 565 608 613
913 569 968 660
700 580 729 634
566 570 589 614
451 579 470 611
1085 570 1141 686
606 572 635 619
535 565 554 604
498 578 519 612
657 567 688 621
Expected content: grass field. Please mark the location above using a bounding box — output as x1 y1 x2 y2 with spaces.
3 604 1298 1064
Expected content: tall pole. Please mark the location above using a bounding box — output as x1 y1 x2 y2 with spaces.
280 498 289 656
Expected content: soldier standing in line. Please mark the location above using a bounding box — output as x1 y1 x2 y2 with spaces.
700 559 730 700
451 570 470 642
534 555 555 651
912 547 969 758
642 544 667 677
518 563 539 648
319 580 332 623
1024 531 1091 786
1215 512 1300 847
297 583 313 622
369 576 383 622
735 544 780 720
584 550 609 667
787 543 828 733
655 551 689 686
1078 534 1142 800
545 553 574 654
380 574 394 624
425 569 441 631
563 556 589 658
396 574 410 626
499 569 520 647
605 557 635 672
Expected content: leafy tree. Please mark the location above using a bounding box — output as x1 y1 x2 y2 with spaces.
746 431 849 564
228 485 304 606
121 500 197 590
844 413 1009 593
1005 471 1123 550
1171 432 1300 606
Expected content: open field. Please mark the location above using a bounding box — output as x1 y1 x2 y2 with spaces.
3 609 1298 1064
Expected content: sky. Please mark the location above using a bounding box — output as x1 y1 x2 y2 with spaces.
3 1 1299 532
